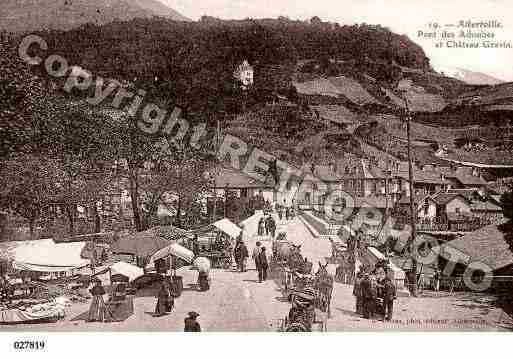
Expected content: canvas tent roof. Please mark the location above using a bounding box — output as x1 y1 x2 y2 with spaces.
150 243 195 264
111 237 170 257
111 225 191 257
197 218 242 239
0 238 55 260
109 262 144 282
12 241 90 272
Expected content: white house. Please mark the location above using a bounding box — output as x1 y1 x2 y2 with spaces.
233 60 254 89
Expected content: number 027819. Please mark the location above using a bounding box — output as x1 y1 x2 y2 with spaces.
13 341 45 350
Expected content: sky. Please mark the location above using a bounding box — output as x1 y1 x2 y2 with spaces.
163 0 513 81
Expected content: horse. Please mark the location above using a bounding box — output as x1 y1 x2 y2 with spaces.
314 262 334 318
329 238 345 260
287 244 305 272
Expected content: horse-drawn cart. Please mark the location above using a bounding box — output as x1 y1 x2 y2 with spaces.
278 287 328 332
329 237 347 261
272 233 333 332
272 233 313 292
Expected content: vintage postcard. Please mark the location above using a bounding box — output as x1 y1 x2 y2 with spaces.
1 1 513 348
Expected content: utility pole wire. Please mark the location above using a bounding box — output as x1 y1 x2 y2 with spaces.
402 91 418 297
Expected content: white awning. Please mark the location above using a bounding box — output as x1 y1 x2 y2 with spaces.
211 218 242 239
150 242 195 264
12 241 90 273
109 261 144 282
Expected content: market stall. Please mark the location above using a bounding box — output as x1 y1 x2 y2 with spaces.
0 300 67 325
0 240 92 324
110 225 192 267
190 218 241 269
148 243 195 296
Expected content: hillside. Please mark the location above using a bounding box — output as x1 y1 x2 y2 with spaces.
0 0 190 33
8 14 512 167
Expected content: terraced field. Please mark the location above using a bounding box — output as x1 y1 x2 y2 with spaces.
328 76 381 105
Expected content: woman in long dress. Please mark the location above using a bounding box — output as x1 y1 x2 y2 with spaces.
154 282 170 317
87 279 107 322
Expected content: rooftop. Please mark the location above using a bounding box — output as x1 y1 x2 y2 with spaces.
213 167 274 189
447 223 513 271
431 192 469 206
354 196 389 209
395 169 449 185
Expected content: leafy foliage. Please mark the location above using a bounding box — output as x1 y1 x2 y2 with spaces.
501 192 513 222
0 34 45 160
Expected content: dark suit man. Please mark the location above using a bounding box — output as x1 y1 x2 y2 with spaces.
360 274 371 319
383 277 397 321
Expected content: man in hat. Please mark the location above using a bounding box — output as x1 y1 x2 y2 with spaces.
240 240 249 272
184 311 201 332
353 271 363 315
360 273 372 319
268 216 276 239
234 239 249 272
253 241 262 272
368 271 378 319
191 234 200 256
258 217 264 236
383 276 397 321
257 247 269 282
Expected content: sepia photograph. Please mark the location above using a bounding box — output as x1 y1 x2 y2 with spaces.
1 1 513 352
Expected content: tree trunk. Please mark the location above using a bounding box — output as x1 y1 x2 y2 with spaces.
175 196 182 227
92 203 101 233
128 164 142 231
29 218 35 239
66 204 75 235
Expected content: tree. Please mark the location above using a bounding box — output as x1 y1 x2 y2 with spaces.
141 140 210 229
0 154 62 237
501 191 513 222
30 100 122 235
0 35 45 160
111 112 161 232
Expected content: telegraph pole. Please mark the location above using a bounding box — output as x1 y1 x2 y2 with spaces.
212 118 220 223
402 91 418 297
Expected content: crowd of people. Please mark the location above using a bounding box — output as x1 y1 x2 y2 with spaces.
277 204 295 221
352 262 397 321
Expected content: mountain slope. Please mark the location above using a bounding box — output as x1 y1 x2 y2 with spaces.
130 0 190 20
0 0 189 33
436 66 505 86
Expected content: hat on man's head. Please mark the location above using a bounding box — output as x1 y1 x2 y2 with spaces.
188 311 200 318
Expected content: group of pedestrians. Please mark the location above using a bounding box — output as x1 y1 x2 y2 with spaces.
257 214 276 238
277 205 294 221
252 241 269 283
353 269 397 321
